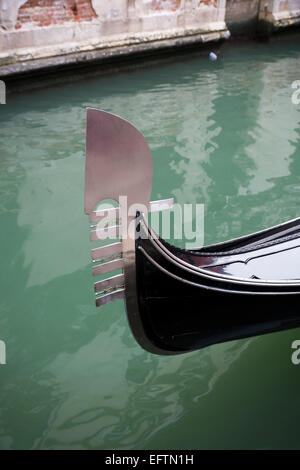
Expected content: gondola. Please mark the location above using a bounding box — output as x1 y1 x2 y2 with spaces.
84 108 300 355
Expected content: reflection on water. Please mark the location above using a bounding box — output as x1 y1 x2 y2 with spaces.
31 331 252 449
1 37 300 449
241 57 300 195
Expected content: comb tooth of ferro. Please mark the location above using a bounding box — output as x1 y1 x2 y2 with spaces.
92 258 124 277
94 273 125 295
149 198 174 213
91 242 122 262
90 225 121 241
95 289 125 307
89 207 120 224
87 197 174 307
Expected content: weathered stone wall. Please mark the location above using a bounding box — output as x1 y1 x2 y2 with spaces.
226 0 300 35
0 0 299 77
0 0 229 71
259 0 300 31
0 0 225 32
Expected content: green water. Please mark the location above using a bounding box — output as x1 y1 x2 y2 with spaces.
1 36 300 450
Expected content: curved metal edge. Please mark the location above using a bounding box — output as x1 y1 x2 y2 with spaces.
188 215 300 252
138 246 300 296
139 214 300 288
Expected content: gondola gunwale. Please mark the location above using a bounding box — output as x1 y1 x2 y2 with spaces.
166 233 300 273
163 220 300 257
177 214 300 255
138 214 300 288
137 246 300 295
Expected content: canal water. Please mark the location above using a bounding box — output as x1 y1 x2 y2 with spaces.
1 35 300 450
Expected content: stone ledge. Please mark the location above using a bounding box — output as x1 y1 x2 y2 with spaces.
0 21 228 63
273 10 300 29
0 27 230 79
259 9 300 31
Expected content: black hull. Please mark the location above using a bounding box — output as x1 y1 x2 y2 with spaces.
135 214 300 354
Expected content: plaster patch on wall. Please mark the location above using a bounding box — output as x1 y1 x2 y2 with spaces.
91 0 128 21
0 0 27 30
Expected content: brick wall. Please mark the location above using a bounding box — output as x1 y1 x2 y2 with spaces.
151 0 181 11
201 0 218 7
15 0 96 29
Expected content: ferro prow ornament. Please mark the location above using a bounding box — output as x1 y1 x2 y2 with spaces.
85 108 300 355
